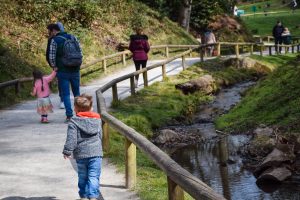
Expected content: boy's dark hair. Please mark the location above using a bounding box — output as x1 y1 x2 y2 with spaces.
75 94 93 112
32 70 44 91
47 23 60 31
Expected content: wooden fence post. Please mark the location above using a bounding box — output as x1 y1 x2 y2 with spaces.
15 81 20 95
125 138 136 189
235 44 239 58
112 84 118 102
165 46 169 58
182 55 186 70
167 177 184 200
297 44 300 52
268 46 272 55
143 71 148 87
217 43 221 56
189 48 192 57
250 44 254 55
200 47 204 62
130 77 135 95
162 64 166 79
260 45 264 56
102 121 109 152
122 53 126 66
292 45 295 53
285 46 288 54
102 59 107 74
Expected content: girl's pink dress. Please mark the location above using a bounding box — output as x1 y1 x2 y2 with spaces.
32 71 56 115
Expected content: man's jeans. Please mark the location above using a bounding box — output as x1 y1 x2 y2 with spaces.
275 37 283 53
76 157 102 199
57 71 80 117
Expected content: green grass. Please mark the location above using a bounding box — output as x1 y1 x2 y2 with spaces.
239 0 293 13
241 11 300 36
105 58 270 200
215 54 300 133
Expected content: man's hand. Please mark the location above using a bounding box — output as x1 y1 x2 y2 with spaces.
63 154 71 159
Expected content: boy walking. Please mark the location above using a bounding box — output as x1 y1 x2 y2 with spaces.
63 94 103 200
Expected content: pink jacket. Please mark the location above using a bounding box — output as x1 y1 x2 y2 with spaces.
32 71 56 98
129 34 150 61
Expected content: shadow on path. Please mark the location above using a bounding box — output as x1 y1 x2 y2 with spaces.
1 197 58 200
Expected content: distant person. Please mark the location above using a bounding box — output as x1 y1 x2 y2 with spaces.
46 22 65 109
129 27 150 88
282 27 292 52
233 5 238 16
47 23 83 122
204 30 217 57
292 0 298 13
31 69 57 123
63 94 103 200
272 21 284 53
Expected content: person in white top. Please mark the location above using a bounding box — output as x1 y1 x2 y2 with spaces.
204 30 217 56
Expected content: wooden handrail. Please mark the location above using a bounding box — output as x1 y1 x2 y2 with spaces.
95 47 226 199
2 41 300 95
0 44 196 91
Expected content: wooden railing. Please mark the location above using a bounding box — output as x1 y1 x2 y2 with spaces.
1 41 300 94
254 35 300 44
0 45 195 94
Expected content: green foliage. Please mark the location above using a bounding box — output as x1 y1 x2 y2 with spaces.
14 0 101 28
216 54 300 132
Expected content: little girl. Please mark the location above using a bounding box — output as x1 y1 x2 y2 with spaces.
31 69 57 123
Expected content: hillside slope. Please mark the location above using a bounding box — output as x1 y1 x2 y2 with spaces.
216 54 300 132
0 0 197 107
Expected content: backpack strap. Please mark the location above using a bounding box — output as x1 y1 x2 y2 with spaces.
56 35 69 41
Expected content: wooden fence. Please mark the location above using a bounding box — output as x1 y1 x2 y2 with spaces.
0 45 196 93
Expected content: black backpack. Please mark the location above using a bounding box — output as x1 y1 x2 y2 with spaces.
57 35 83 67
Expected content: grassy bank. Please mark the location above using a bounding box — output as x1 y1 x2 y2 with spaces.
0 0 197 108
215 54 300 133
241 11 300 36
106 58 268 200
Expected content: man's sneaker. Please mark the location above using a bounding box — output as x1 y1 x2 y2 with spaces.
64 117 71 123
59 102 65 109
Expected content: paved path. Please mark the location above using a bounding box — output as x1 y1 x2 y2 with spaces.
0 57 200 200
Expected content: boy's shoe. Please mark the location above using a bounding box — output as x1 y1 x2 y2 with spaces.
59 102 65 109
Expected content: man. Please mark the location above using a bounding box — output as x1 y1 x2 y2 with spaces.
46 22 65 109
272 21 284 54
47 23 82 122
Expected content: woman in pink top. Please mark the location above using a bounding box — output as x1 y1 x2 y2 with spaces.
31 69 56 123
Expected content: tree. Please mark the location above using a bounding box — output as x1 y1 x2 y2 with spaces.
178 0 193 31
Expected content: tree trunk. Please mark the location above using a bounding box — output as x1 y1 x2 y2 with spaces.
178 0 192 31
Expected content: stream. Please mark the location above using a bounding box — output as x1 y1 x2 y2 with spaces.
165 82 300 200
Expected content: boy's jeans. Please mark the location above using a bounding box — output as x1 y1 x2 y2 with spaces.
76 157 102 198
56 71 80 117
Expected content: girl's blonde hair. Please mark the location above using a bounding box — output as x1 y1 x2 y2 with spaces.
74 94 93 112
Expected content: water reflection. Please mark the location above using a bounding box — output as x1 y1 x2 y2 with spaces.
171 135 300 200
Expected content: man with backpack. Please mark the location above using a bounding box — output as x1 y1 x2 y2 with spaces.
47 24 83 122
46 22 65 109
